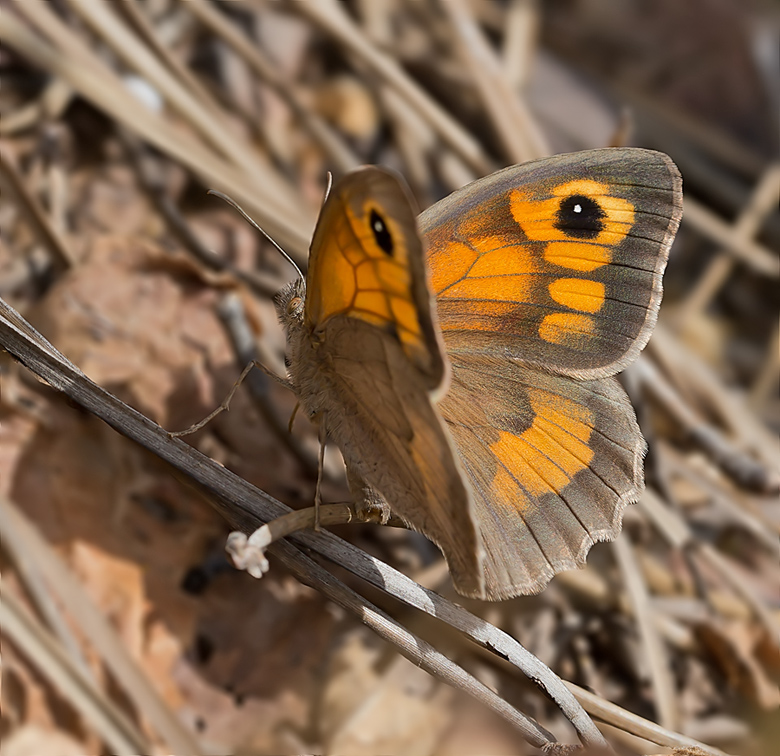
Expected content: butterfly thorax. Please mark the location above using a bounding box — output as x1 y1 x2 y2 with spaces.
276 278 357 436
275 279 322 417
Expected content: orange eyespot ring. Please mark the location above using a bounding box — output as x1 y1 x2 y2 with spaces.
287 296 303 314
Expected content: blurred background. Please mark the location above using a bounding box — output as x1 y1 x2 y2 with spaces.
1 1 778 754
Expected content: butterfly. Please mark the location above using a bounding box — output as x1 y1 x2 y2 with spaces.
276 148 682 600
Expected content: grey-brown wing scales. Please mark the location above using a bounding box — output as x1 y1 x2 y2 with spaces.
439 352 644 599
320 316 484 597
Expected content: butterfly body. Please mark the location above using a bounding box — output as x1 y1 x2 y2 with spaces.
276 171 484 597
278 149 682 600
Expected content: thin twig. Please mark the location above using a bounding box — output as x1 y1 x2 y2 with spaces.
676 163 780 322
750 319 780 409
681 195 779 278
184 0 360 174
440 0 548 163
67 0 296 199
118 130 281 299
639 488 780 643
501 0 539 91
566 682 729 756
635 355 779 493
119 0 227 117
0 496 93 682
648 326 780 473
615 83 768 178
0 5 312 259
657 442 780 554
267 533 557 749
0 77 74 135
0 299 730 753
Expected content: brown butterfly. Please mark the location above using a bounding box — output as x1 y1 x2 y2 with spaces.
276 148 682 600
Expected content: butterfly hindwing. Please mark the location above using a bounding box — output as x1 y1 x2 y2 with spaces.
439 352 644 599
420 148 682 380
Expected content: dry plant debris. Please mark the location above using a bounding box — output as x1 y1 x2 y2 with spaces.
1 1 778 755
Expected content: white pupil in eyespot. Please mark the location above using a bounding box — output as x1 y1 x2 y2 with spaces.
573 204 582 213
374 219 383 231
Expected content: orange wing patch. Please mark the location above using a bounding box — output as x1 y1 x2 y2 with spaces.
543 241 611 272
428 241 479 294
310 197 425 361
509 179 636 351
512 179 634 274
440 273 535 304
511 179 635 246
489 387 595 502
431 230 540 338
547 278 605 313
420 148 681 378
538 313 596 346
428 179 638 353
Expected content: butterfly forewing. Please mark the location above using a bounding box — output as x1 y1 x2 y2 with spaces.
420 148 682 380
306 168 445 389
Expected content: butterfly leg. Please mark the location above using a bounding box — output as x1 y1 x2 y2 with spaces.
313 421 328 531
288 401 301 433
251 358 294 391
169 359 292 438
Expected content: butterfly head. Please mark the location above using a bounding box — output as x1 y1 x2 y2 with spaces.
275 278 306 326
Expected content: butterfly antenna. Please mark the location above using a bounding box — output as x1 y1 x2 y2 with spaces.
207 189 304 281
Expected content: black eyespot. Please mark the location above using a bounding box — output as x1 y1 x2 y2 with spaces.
370 209 394 256
283 355 291 368
554 194 606 239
